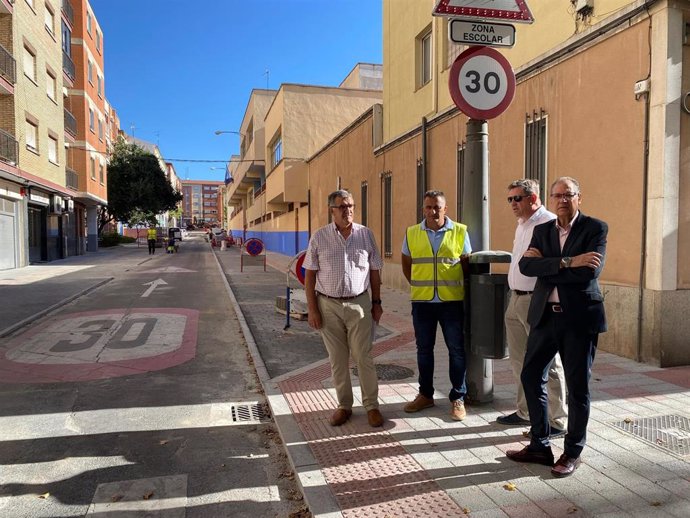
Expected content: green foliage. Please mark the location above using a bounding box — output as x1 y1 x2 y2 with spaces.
100 231 137 247
98 137 182 232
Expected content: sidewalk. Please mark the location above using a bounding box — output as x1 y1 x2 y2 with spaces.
215 246 690 518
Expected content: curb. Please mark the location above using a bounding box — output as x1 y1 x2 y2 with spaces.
212 249 343 518
0 277 114 338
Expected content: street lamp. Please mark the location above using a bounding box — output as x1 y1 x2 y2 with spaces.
214 130 245 137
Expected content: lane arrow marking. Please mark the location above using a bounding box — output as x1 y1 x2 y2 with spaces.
141 278 168 298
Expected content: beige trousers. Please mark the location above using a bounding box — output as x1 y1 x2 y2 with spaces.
317 293 379 411
504 291 568 429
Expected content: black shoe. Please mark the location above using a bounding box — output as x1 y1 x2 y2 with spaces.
525 426 567 439
497 412 530 426
506 446 555 466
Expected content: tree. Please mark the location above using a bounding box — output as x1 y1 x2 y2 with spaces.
98 138 182 233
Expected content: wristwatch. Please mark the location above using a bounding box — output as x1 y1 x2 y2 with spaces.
560 257 572 269
371 299 382 305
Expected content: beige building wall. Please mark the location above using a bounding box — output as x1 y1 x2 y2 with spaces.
15 0 65 187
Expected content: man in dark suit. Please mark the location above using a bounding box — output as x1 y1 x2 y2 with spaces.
506 176 607 478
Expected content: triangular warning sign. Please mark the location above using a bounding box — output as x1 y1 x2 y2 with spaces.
433 0 534 24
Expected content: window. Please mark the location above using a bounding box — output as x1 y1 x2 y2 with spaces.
48 136 58 163
456 143 466 221
96 31 101 51
87 60 93 84
44 4 55 35
99 163 104 183
25 120 38 152
23 46 36 82
46 70 56 100
61 21 71 56
89 108 94 132
416 158 425 221
382 172 392 257
98 119 103 140
86 11 92 35
270 134 282 169
360 182 368 227
97 75 102 97
524 111 548 197
90 157 96 179
418 28 432 88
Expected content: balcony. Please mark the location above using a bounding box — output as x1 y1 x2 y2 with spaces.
61 0 73 26
65 167 78 190
62 51 75 82
0 128 17 165
266 159 308 205
0 43 15 91
64 108 77 138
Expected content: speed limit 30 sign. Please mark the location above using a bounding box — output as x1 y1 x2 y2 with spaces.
449 46 516 120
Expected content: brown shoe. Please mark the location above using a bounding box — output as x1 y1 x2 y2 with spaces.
367 409 384 427
506 446 555 466
329 408 352 426
450 399 466 421
404 394 435 413
551 454 581 478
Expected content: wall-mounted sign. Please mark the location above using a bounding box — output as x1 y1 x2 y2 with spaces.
450 19 516 48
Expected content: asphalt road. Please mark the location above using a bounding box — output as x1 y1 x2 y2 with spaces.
0 234 307 517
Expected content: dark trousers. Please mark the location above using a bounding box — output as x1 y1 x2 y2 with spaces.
148 239 156 254
411 301 466 402
521 309 598 458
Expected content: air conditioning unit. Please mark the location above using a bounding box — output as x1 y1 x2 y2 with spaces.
49 194 64 214
65 198 74 213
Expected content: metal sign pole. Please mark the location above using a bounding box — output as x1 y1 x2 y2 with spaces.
464 118 494 403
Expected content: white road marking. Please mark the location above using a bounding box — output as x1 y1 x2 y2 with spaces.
141 278 168 297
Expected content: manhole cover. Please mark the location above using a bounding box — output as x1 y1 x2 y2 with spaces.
231 403 271 423
352 363 415 381
612 414 690 457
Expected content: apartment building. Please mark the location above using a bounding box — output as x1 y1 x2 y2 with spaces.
327 0 686 366
181 179 223 227
225 74 382 256
0 0 78 269
65 0 106 253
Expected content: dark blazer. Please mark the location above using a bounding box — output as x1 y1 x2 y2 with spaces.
518 213 608 334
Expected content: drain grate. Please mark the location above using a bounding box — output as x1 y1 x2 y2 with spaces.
612 414 690 457
231 402 271 423
352 363 415 381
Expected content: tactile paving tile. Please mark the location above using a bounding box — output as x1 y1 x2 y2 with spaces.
279 331 469 517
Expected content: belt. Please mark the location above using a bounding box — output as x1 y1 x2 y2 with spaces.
317 291 365 301
548 303 563 313
514 290 533 296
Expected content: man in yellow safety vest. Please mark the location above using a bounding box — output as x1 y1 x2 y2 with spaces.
401 190 471 421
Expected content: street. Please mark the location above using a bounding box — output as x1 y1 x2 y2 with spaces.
0 233 307 517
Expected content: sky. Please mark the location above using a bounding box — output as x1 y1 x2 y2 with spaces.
90 0 383 182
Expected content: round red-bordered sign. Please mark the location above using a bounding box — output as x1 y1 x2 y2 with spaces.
244 238 264 257
449 46 515 120
294 251 306 285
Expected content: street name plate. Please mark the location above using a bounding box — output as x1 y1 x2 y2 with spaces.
450 19 516 48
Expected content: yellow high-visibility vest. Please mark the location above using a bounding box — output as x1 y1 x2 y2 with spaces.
407 222 467 301
147 229 157 240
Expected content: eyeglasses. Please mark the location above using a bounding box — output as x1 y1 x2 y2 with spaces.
507 195 526 203
331 204 355 210
549 192 579 200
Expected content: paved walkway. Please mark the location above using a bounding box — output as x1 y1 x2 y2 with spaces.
215 246 690 518
2 244 689 517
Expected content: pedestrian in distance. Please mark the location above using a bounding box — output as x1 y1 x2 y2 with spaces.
499 179 568 437
507 176 607 478
401 190 471 421
304 189 384 428
147 225 157 255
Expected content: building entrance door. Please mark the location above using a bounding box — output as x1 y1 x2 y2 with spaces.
28 205 47 263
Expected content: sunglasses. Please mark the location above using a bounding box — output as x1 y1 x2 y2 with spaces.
507 195 527 203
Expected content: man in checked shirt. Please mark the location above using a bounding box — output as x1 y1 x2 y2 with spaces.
304 189 384 428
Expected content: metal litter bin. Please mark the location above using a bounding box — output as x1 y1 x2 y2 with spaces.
464 250 511 403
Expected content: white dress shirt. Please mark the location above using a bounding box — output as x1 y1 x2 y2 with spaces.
508 205 556 292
